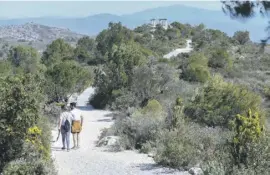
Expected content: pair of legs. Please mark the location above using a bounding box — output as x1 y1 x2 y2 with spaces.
72 132 80 149
60 126 70 151
71 120 81 149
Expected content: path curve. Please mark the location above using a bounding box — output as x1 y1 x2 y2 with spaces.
163 39 193 59
51 87 188 175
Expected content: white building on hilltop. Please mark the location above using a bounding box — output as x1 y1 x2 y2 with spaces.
150 18 169 30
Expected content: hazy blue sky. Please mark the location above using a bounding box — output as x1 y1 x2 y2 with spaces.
0 1 222 19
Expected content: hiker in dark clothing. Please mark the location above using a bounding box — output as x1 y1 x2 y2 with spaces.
58 105 73 151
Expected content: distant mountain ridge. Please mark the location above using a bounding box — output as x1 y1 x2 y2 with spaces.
0 23 84 53
0 22 84 41
0 5 267 41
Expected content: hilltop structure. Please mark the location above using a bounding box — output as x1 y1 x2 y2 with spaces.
150 18 169 30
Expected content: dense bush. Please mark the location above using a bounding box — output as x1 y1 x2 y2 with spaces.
2 142 56 175
91 41 149 109
156 108 269 174
0 74 55 174
192 29 231 51
74 36 97 64
96 22 134 56
0 60 12 76
200 109 267 174
154 123 229 170
229 109 264 166
185 75 262 127
99 99 166 150
3 117 56 175
41 38 74 66
208 48 233 69
170 22 192 38
233 31 250 45
45 60 92 102
0 44 60 175
7 46 41 74
181 53 210 83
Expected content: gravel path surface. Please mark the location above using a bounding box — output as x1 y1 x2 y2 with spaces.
51 87 188 175
163 39 193 59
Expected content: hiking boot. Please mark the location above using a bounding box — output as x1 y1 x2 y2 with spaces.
67 148 70 152
61 147 66 150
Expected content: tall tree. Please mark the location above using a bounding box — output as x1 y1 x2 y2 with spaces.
96 22 134 56
92 41 148 108
45 60 92 102
74 36 96 64
41 39 74 66
170 22 191 37
233 30 250 45
7 46 40 74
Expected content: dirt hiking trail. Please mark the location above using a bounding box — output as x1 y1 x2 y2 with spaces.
51 87 187 175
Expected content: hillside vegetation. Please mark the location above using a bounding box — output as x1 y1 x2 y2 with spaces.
0 38 92 174
91 22 270 174
1 20 270 175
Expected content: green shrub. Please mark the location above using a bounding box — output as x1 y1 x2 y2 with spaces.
140 141 153 154
201 110 269 175
208 48 233 69
233 31 250 45
123 114 165 150
7 46 40 74
170 97 185 129
158 58 170 63
154 123 229 170
90 91 111 109
154 129 200 170
36 117 53 160
182 53 210 83
263 86 270 99
0 74 56 174
185 75 262 127
202 134 270 175
2 142 57 175
0 75 43 171
140 99 164 118
41 38 74 66
230 109 264 166
0 60 12 77
45 60 92 102
111 91 138 111
90 41 149 109
99 101 166 151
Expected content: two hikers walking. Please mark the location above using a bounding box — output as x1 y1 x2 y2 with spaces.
58 102 83 151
